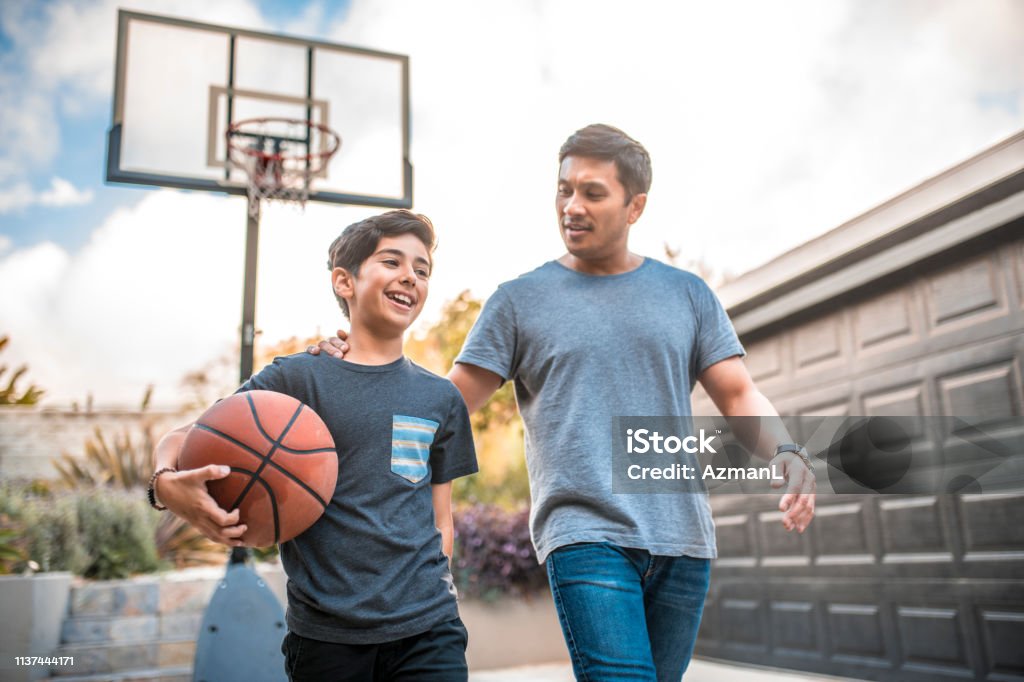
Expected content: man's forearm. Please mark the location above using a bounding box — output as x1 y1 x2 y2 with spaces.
447 363 503 414
720 389 795 461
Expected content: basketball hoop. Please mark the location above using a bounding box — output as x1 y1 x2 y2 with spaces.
227 117 341 217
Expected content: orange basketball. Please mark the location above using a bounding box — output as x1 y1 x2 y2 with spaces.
179 390 337 547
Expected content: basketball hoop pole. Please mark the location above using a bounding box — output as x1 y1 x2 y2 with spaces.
227 119 340 384
239 200 260 383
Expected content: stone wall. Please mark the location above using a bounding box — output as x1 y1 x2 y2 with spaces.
0 408 193 480
2 565 565 680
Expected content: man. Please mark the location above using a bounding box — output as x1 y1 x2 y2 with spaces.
314 124 816 681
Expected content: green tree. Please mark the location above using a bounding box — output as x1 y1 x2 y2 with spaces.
406 291 518 432
0 335 44 405
406 291 527 507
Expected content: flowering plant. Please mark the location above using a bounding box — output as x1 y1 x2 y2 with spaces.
452 504 548 600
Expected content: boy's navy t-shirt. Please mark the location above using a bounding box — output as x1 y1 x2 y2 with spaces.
238 353 478 644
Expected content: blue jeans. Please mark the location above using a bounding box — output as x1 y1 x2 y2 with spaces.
546 543 711 682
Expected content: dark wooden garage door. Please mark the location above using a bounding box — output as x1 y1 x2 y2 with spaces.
694 233 1024 680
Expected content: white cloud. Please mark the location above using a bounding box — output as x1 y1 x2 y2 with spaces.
0 191 243 406
0 189 407 407
327 0 1024 279
38 177 93 207
0 0 269 180
0 177 94 213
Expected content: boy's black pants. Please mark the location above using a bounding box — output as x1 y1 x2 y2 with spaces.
281 617 468 681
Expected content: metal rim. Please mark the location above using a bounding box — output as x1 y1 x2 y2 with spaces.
226 117 341 163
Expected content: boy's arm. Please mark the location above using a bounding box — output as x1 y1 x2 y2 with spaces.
431 482 455 560
151 423 249 546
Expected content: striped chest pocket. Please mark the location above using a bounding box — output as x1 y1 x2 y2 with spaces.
391 415 439 483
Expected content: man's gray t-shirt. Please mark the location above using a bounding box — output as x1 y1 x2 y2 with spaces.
239 353 477 644
456 258 743 563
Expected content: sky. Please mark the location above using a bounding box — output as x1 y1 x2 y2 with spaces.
0 0 1021 408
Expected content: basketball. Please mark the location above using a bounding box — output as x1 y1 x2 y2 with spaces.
178 390 337 547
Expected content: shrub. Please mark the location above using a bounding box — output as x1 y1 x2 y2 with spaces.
53 425 156 490
0 334 45 405
52 412 227 569
155 514 227 569
0 518 27 574
74 489 161 579
52 386 156 490
5 483 161 579
452 503 548 601
20 492 89 575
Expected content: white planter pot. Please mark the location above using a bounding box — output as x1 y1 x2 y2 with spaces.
0 572 73 681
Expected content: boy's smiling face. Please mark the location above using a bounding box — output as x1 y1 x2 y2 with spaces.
334 233 431 335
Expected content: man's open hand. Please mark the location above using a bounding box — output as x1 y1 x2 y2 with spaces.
306 329 349 359
770 452 816 533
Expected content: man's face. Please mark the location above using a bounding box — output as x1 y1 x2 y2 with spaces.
334 233 430 335
556 156 646 262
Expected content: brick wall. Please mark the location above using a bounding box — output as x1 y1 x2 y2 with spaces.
0 408 193 480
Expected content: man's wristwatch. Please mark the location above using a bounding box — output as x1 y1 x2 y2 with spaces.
773 444 814 471
147 467 177 511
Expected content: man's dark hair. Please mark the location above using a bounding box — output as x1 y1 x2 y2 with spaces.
559 123 652 203
326 210 436 319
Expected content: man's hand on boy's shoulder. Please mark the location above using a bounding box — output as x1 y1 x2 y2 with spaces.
306 329 350 359
156 466 250 547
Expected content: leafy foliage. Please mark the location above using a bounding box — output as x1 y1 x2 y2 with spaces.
1 481 217 578
404 291 528 507
49 388 226 569
452 449 531 508
0 516 27 574
30 502 87 574
73 489 161 579
452 503 547 600
406 290 519 431
53 423 156 490
154 514 227 569
0 335 44 405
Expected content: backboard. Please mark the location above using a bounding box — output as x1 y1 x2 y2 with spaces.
106 10 412 208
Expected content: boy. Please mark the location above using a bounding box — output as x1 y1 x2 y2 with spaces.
149 210 478 681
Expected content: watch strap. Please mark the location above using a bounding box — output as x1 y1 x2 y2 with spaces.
773 444 814 470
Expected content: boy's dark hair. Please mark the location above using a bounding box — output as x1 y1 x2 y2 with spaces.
327 210 436 319
558 123 652 203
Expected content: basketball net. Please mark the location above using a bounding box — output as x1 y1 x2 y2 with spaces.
237 152 310 218
227 118 341 218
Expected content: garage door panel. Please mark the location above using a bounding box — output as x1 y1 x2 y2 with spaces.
926 255 1006 330
698 237 1024 679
